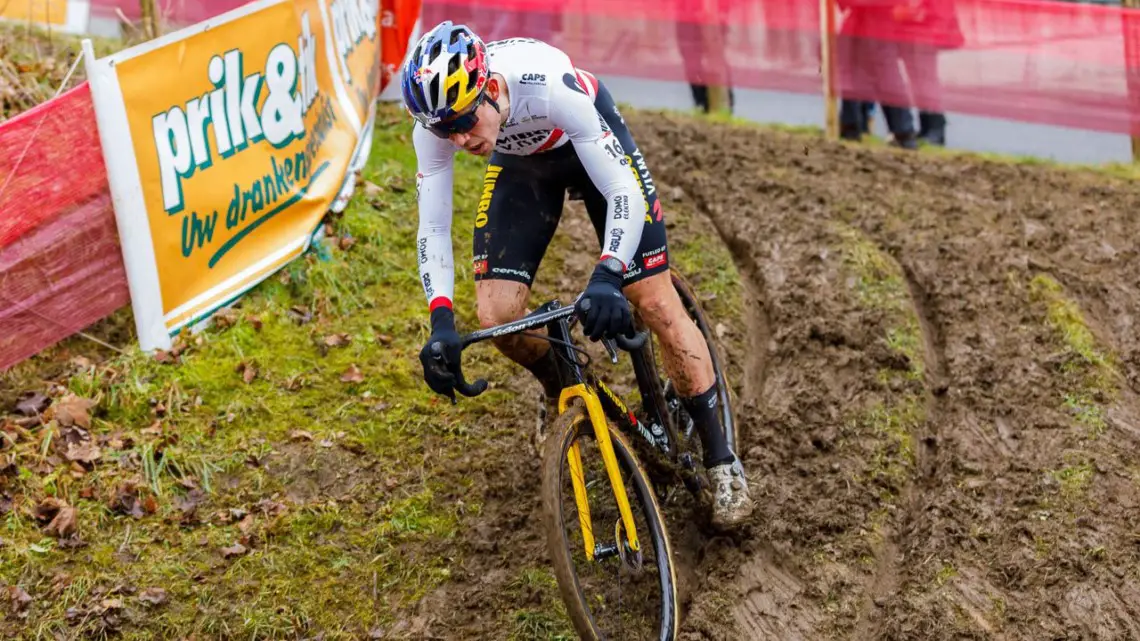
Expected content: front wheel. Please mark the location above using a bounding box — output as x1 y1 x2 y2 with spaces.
541 404 679 641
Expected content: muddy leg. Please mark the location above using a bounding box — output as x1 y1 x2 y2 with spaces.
624 272 714 396
625 271 736 469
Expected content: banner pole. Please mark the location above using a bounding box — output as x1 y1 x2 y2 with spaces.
820 0 838 140
1124 0 1140 162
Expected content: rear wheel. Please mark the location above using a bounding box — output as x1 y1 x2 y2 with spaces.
541 404 679 641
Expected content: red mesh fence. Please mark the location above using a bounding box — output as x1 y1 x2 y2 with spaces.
89 0 250 28
0 84 129 371
6 0 1140 370
424 0 1140 134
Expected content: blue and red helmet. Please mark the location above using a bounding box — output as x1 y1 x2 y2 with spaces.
401 21 490 133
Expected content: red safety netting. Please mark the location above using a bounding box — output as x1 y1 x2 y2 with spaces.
0 83 129 371
423 0 1140 135
89 0 250 28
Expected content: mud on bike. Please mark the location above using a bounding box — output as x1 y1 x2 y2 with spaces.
430 270 736 641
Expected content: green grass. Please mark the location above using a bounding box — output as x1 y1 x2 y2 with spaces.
1027 273 1119 440
0 103 511 639
831 223 927 546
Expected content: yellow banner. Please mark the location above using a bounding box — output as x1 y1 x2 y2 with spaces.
0 0 67 25
93 0 379 337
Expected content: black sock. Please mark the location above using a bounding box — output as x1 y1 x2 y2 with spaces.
522 346 564 400
681 385 734 468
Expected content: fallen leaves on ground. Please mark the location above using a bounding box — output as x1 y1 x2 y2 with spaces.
323 333 352 347
220 543 248 559
288 305 313 325
340 364 364 383
290 430 314 442
54 394 96 429
138 587 168 606
236 361 258 384
44 506 78 538
14 392 50 417
7 585 32 612
64 440 102 465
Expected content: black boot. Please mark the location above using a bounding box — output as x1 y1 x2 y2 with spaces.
918 112 947 146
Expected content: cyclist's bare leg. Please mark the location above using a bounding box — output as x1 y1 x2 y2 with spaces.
475 279 547 365
476 279 564 446
624 270 752 527
622 272 715 397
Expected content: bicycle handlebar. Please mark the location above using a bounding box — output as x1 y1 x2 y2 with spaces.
431 300 649 402
429 341 488 402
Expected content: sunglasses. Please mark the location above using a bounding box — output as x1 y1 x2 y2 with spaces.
425 92 485 139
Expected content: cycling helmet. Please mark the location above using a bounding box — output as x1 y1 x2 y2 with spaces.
401 21 490 132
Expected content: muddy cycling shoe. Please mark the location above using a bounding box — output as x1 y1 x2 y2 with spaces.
707 456 754 529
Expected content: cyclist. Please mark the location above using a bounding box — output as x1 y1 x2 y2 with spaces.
401 21 753 528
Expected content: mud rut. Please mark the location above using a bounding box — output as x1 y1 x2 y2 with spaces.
405 114 1140 640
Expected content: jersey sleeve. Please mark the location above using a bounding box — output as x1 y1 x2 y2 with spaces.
548 74 647 271
412 124 459 311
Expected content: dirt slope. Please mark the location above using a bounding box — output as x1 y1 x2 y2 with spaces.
626 112 1140 640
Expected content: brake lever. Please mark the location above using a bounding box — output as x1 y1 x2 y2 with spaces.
430 341 489 404
602 338 620 364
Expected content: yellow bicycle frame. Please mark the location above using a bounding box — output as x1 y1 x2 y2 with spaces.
558 383 641 562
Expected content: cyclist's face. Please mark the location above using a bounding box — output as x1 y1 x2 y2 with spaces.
448 101 500 156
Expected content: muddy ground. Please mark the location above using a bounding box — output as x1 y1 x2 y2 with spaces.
6 107 1137 639
412 113 1140 640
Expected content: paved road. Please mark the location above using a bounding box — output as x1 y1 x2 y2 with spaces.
600 75 1132 165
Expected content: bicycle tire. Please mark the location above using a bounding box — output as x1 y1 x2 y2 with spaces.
541 404 679 641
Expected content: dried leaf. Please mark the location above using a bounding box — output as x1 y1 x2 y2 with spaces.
220 543 247 559
65 441 102 465
175 489 205 522
44 506 78 538
376 334 394 346
49 573 72 596
255 498 288 517
715 322 729 339
288 305 312 325
142 495 158 515
323 333 351 347
54 395 96 429
110 485 144 519
236 362 258 384
33 497 64 524
213 308 239 329
319 439 334 448
154 350 176 364
70 356 94 370
289 430 314 442
138 587 168 606
98 598 123 613
339 235 356 251
388 176 407 193
247 315 263 331
340 364 364 383
237 514 255 536
14 391 50 417
7 586 32 612
142 420 163 436
363 180 383 199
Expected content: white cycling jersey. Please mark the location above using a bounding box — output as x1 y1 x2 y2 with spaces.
412 37 648 311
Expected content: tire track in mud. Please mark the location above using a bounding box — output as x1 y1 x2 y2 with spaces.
699 196 772 409
850 251 949 641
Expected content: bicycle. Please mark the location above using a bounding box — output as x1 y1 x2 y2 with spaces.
431 270 737 641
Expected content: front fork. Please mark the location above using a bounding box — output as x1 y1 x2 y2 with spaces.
559 383 642 562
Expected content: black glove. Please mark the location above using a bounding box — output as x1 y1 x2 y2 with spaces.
419 307 462 399
575 260 635 341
